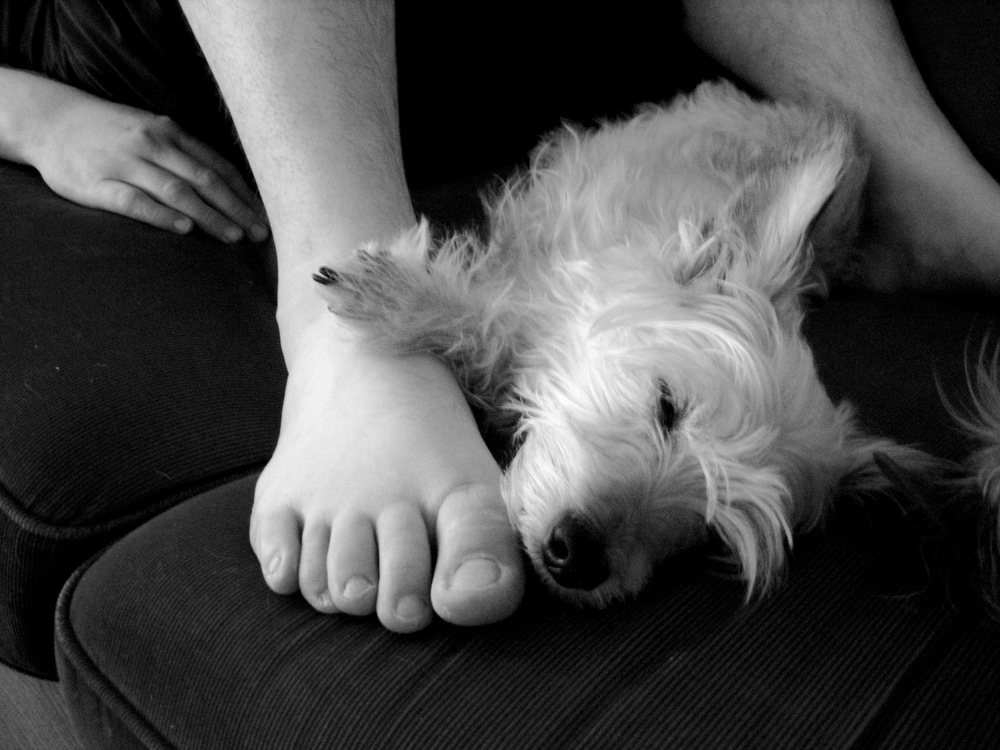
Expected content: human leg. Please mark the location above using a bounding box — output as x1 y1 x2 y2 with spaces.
176 0 524 632
682 0 1000 295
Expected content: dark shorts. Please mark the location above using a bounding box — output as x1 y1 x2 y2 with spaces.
1 0 235 157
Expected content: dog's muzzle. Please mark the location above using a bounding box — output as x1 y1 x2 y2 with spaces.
542 514 610 591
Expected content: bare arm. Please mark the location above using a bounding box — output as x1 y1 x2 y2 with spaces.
0 66 76 164
0 65 268 243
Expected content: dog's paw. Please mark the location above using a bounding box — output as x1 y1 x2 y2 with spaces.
309 221 509 376
313 263 359 318
312 244 397 320
313 263 354 313
313 220 440 321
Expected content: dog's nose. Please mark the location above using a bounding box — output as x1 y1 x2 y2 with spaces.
542 515 610 591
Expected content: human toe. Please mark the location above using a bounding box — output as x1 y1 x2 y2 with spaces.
375 503 434 633
250 506 302 596
327 511 379 616
431 484 525 626
299 520 336 612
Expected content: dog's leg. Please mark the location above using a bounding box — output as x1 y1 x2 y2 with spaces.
314 219 522 411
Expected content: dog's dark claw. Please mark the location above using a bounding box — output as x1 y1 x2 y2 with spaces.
313 266 340 285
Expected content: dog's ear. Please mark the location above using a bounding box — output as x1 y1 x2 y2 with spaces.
706 466 793 597
729 124 865 318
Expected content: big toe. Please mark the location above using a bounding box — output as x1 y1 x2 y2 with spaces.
431 484 525 626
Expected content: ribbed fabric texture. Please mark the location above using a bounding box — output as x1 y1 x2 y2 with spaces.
11 1 1000 739
0 163 285 675
48 224 1000 748
57 472 1000 750
877 624 1000 749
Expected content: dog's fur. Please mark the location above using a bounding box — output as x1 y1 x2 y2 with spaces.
315 81 1000 608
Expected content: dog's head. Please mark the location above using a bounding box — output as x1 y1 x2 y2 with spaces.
501 121 883 607
502 268 869 607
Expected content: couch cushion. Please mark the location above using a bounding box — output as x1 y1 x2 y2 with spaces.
0 162 286 676
53 468 995 749
55 294 1000 748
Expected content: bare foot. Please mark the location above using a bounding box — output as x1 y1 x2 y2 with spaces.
251 313 525 632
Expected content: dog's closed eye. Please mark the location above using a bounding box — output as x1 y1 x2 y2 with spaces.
656 381 679 432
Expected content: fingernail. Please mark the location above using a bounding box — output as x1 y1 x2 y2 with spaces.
343 576 374 599
225 226 244 243
174 218 193 233
395 595 429 623
250 223 270 242
265 554 281 577
450 558 502 591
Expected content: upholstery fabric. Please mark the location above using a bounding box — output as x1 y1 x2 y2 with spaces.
0 162 286 676
56 292 1000 749
6 0 1000 741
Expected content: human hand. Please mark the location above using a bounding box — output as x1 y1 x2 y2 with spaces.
29 88 268 243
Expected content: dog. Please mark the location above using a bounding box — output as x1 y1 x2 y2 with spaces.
314 81 1000 608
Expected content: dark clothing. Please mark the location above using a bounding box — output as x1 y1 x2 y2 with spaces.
892 0 1000 182
1 0 234 158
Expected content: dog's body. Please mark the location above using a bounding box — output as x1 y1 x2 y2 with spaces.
316 81 999 607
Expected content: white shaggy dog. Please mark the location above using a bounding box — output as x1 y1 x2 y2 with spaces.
314 81 999 608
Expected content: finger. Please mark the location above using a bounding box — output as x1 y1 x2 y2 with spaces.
151 147 269 243
173 131 263 211
94 180 195 235
168 132 270 240
125 161 247 244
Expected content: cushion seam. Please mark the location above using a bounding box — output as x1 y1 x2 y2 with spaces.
0 463 267 540
56 551 175 750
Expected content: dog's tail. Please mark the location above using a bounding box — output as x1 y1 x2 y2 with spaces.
943 342 1000 617
872 343 1000 620
946 343 1000 512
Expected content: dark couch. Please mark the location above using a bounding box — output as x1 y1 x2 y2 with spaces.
4 4 1000 748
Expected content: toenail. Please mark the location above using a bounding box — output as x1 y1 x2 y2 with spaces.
395 595 429 623
343 576 375 600
265 554 281 577
316 590 334 609
450 558 502 591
